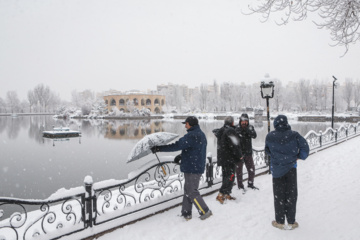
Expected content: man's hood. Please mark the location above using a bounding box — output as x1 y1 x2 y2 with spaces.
273 115 291 131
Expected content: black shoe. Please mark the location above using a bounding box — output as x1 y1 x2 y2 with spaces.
248 185 259 190
238 186 246 194
179 212 192 221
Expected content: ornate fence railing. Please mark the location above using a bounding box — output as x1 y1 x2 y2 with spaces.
304 122 360 153
0 193 86 240
1 121 359 240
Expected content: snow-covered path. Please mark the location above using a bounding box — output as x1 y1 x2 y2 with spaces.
95 137 360 240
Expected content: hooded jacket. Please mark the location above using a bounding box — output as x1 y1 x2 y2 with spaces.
157 124 207 174
235 113 257 156
213 124 242 166
265 115 310 178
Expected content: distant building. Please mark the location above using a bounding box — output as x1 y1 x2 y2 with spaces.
103 90 165 113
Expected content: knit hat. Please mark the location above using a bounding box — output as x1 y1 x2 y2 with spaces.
239 113 249 124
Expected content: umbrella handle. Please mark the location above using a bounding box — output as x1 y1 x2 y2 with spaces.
155 152 167 176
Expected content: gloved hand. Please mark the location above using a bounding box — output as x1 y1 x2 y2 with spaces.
151 146 158 154
174 154 181 164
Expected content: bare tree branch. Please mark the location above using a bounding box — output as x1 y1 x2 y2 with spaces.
247 0 360 55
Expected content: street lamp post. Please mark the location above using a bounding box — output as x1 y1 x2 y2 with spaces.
260 80 275 133
260 79 275 174
332 76 338 129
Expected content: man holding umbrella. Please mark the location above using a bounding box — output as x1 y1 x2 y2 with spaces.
151 116 212 221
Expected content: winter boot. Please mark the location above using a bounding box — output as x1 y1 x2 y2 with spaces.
239 186 246 194
179 212 192 221
216 193 225 204
224 194 236 200
271 220 285 230
248 184 259 190
199 210 213 220
288 222 299 230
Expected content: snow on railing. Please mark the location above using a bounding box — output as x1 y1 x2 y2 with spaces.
1 121 360 239
304 121 360 153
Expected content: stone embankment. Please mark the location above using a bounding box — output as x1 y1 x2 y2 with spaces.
297 115 360 123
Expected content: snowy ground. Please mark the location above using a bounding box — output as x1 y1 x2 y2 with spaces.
95 136 360 240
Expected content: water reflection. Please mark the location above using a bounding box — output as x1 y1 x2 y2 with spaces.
104 120 165 139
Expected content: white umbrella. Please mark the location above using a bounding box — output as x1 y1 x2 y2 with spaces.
127 132 179 176
127 132 179 159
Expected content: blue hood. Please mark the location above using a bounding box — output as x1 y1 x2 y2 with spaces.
273 115 291 131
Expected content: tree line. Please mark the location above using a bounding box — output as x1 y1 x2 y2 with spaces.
160 78 360 114
0 84 61 113
1 78 360 115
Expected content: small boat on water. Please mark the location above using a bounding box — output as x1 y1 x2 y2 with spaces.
43 127 81 138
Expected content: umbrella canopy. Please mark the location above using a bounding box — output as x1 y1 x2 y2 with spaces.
127 132 179 163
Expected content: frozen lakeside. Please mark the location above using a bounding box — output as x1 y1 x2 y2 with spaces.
93 136 360 240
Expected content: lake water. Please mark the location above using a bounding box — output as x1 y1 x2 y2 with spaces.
0 115 342 199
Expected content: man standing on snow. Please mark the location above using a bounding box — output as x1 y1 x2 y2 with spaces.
265 115 309 230
235 113 258 193
151 116 212 221
213 116 242 204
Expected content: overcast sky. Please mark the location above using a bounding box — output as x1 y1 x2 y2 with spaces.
1 0 359 101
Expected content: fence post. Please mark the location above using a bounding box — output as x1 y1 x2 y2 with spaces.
84 176 94 228
206 153 213 187
335 129 338 142
319 131 322 147
346 127 348 137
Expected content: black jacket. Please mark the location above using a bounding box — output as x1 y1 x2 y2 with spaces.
235 124 257 156
213 125 242 166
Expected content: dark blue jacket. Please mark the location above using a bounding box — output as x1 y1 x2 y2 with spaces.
265 115 310 178
157 125 207 174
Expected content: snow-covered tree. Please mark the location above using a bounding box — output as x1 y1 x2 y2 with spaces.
6 91 20 113
220 82 232 111
0 97 6 113
33 84 47 112
27 90 37 113
199 84 209 111
93 99 108 115
342 78 354 111
353 79 360 110
318 80 330 111
30 84 60 113
295 79 312 111
247 0 360 55
273 79 283 112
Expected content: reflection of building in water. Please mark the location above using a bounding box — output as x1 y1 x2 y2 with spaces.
105 121 164 139
103 91 165 114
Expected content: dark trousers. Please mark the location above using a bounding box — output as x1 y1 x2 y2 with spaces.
236 155 255 187
182 173 209 216
272 168 298 224
219 163 235 195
